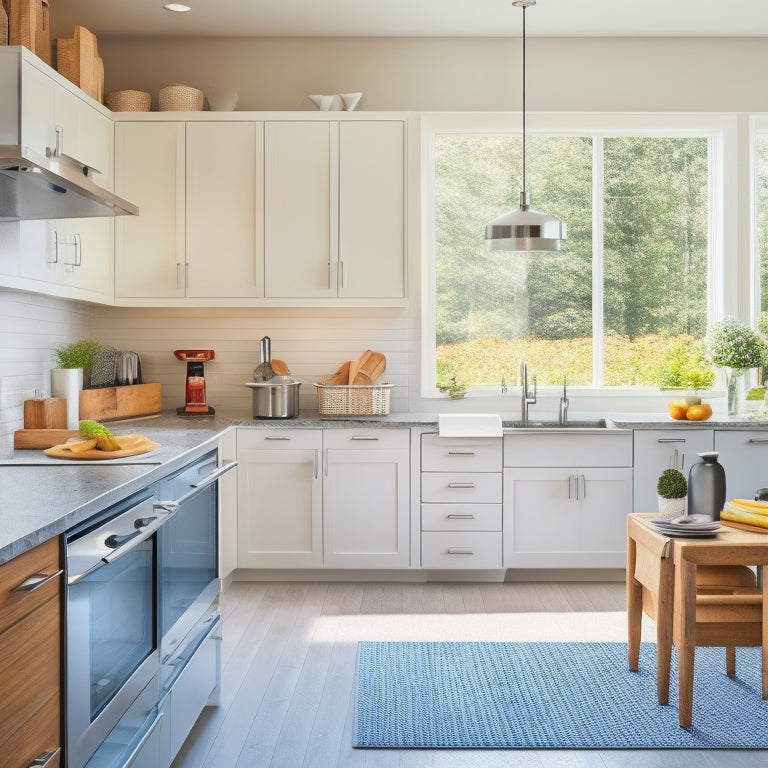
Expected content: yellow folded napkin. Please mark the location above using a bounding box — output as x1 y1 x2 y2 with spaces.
721 499 768 528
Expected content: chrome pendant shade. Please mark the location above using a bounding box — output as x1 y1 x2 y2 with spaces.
485 0 565 253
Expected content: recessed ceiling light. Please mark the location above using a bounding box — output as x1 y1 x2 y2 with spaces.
163 3 191 11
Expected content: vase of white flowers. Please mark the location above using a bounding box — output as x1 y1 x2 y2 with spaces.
706 317 768 415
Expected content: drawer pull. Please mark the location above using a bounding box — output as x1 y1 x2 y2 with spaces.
447 514 476 520
657 438 686 443
27 749 60 768
447 547 474 555
12 570 63 593
448 482 475 489
748 439 768 444
264 436 292 440
352 435 380 441
448 451 476 456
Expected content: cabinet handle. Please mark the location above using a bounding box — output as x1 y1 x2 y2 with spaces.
264 435 292 440
448 451 476 456
568 474 576 499
12 569 63 593
50 230 59 264
313 449 318 479
339 260 345 289
579 473 586 499
447 514 475 520
73 232 82 267
176 262 183 290
748 439 768 444
448 482 475 488
351 435 379 441
328 261 333 290
47 125 63 158
324 448 329 476
185 261 190 290
658 438 686 443
26 748 61 768
447 547 473 555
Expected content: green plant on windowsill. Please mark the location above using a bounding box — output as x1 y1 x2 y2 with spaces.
436 359 467 399
656 339 714 402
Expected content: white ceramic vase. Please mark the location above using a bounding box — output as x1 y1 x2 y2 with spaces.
51 367 83 429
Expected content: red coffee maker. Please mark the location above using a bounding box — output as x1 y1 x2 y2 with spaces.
174 349 215 415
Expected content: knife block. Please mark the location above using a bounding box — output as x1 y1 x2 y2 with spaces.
23 397 67 429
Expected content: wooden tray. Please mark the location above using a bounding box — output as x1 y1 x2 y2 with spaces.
720 519 768 535
14 429 79 449
44 434 160 460
79 383 162 422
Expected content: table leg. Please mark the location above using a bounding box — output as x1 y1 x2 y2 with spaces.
676 556 697 730
627 534 641 672
763 570 768 700
656 555 674 706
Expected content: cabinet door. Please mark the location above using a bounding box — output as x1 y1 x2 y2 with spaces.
632 429 713 513
714 430 768 500
185 122 264 298
264 121 334 298
236 429 322 568
338 121 405 298
115 122 185 299
323 429 410 568
578 467 633 556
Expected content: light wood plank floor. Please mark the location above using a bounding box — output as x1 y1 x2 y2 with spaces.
172 580 766 768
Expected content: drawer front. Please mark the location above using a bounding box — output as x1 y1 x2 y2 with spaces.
421 434 502 472
237 427 321 451
504 432 633 468
421 472 502 504
421 532 502 569
421 504 502 532
0 537 61 630
324 428 409 451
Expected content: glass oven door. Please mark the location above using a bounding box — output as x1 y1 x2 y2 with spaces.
66 489 170 768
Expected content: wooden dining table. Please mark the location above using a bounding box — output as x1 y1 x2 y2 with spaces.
626 512 768 729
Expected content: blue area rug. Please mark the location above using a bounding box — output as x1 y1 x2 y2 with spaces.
354 641 768 748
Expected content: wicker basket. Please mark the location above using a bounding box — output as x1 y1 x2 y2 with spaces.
159 83 204 111
105 90 151 112
314 383 392 416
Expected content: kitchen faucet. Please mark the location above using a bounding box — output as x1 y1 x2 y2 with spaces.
559 378 569 425
520 360 536 425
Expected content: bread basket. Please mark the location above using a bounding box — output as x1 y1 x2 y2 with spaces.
105 90 151 112
159 83 204 111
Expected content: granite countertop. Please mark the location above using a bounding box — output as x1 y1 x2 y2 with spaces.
3 407 768 565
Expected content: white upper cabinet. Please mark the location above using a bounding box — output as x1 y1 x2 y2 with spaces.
114 121 185 299
264 119 405 300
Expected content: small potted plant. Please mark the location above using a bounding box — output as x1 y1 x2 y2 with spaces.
656 468 687 519
51 339 105 429
436 360 467 399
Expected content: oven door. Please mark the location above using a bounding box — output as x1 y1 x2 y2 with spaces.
66 489 171 768
155 453 235 679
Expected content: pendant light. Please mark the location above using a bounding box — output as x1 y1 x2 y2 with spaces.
485 0 566 252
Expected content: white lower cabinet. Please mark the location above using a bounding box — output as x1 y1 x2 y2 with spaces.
236 429 323 568
714 430 768 500
420 434 503 569
236 427 409 569
503 467 633 568
503 432 633 568
323 429 410 568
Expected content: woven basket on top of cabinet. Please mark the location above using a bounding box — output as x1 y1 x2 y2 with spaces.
159 83 204 111
105 90 151 112
313 383 392 416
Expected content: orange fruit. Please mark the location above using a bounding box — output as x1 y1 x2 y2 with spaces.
667 401 689 420
686 403 712 421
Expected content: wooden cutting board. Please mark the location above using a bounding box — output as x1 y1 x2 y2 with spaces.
56 25 100 101
8 0 51 65
14 429 80 449
351 350 386 385
325 361 350 385
44 434 160 460
23 397 66 429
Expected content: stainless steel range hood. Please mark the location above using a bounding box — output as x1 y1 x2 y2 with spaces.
0 144 139 220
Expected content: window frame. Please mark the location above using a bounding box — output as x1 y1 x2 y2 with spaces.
419 111 739 404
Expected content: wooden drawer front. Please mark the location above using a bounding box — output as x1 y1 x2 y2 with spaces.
421 435 502 472
0 596 60 757
421 504 502 532
324 428 409 451
421 532 502 569
504 432 632 468
0 693 60 768
421 472 502 504
0 537 61 629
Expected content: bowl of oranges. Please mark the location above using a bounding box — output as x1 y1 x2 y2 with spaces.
667 397 713 421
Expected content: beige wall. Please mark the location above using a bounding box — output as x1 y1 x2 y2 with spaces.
99 36 768 112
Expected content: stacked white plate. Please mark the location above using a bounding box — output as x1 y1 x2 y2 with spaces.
649 514 721 538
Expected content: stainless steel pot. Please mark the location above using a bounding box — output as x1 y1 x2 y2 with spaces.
245 378 300 419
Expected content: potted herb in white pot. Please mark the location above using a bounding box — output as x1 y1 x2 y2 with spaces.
51 339 104 429
656 468 687 519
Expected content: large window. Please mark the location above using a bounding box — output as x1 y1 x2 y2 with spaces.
757 127 768 330
424 114 725 396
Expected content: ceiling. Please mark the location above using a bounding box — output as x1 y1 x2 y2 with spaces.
49 0 768 40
